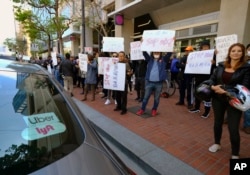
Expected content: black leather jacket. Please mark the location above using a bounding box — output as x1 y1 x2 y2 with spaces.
206 61 250 90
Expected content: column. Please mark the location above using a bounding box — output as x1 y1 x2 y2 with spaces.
217 0 250 45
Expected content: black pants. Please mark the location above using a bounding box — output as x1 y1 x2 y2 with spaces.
212 97 242 156
179 74 193 105
135 77 145 100
115 84 128 112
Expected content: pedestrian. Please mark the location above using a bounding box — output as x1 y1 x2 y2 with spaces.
189 40 216 118
43 55 53 73
243 43 250 134
136 51 172 116
81 54 98 101
54 55 64 86
170 54 180 88
206 43 250 159
114 51 133 115
176 46 194 109
133 59 147 102
59 53 75 97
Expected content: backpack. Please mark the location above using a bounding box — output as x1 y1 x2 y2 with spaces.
170 58 179 73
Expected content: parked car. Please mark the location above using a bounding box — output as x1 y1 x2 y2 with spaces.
0 58 135 175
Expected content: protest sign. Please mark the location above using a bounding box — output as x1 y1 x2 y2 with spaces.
130 41 144 60
84 47 93 54
215 34 238 64
103 62 125 91
98 57 119 75
184 49 214 74
78 53 88 72
51 52 57 66
140 30 175 52
102 37 124 52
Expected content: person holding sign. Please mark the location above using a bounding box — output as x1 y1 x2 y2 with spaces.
205 43 250 159
136 51 172 117
114 51 133 115
81 54 98 101
189 41 216 118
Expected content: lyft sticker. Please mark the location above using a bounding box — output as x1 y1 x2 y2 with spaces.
21 122 66 140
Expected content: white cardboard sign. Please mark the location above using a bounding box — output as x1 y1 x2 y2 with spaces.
184 49 215 74
78 53 88 72
215 34 238 64
102 37 124 52
103 62 125 91
140 30 175 52
130 41 144 60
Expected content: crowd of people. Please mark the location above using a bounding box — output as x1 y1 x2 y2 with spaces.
30 41 250 159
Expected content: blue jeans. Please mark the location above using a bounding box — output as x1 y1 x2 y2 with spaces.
141 80 163 111
243 109 250 128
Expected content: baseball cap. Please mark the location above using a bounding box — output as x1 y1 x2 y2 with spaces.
185 46 194 51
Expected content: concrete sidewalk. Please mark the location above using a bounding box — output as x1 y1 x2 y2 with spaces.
73 98 202 175
72 87 250 175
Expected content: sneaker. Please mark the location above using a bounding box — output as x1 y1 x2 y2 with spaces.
201 112 210 118
151 110 157 116
208 144 221 153
136 109 144 116
231 155 239 159
189 108 200 113
104 99 111 105
114 100 117 105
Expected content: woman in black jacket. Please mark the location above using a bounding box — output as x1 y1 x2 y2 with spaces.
206 43 250 159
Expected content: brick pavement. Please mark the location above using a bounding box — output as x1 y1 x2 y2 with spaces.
73 87 250 175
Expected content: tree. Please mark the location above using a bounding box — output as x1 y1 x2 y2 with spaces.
12 0 77 55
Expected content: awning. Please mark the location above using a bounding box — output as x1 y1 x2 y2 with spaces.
108 0 182 19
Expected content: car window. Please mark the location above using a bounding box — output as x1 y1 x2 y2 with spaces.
0 70 84 174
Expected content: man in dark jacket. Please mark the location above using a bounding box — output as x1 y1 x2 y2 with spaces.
176 46 194 109
59 53 75 96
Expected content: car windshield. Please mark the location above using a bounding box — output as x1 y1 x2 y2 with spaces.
0 69 84 174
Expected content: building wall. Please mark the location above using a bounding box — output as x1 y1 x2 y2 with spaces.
217 0 250 44
151 0 221 26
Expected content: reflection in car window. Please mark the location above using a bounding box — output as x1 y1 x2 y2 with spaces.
0 71 84 174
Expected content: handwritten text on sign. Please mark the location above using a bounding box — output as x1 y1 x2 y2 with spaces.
141 30 175 52
102 37 124 52
103 62 125 91
130 41 144 60
184 49 215 74
78 53 88 72
98 57 119 75
215 34 237 64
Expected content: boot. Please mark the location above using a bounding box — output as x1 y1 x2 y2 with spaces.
81 86 88 101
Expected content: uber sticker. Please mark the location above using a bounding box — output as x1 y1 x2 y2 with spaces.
23 112 59 127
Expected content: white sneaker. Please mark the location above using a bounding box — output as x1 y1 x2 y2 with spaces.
114 100 117 105
208 144 221 153
231 155 239 159
104 99 111 105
